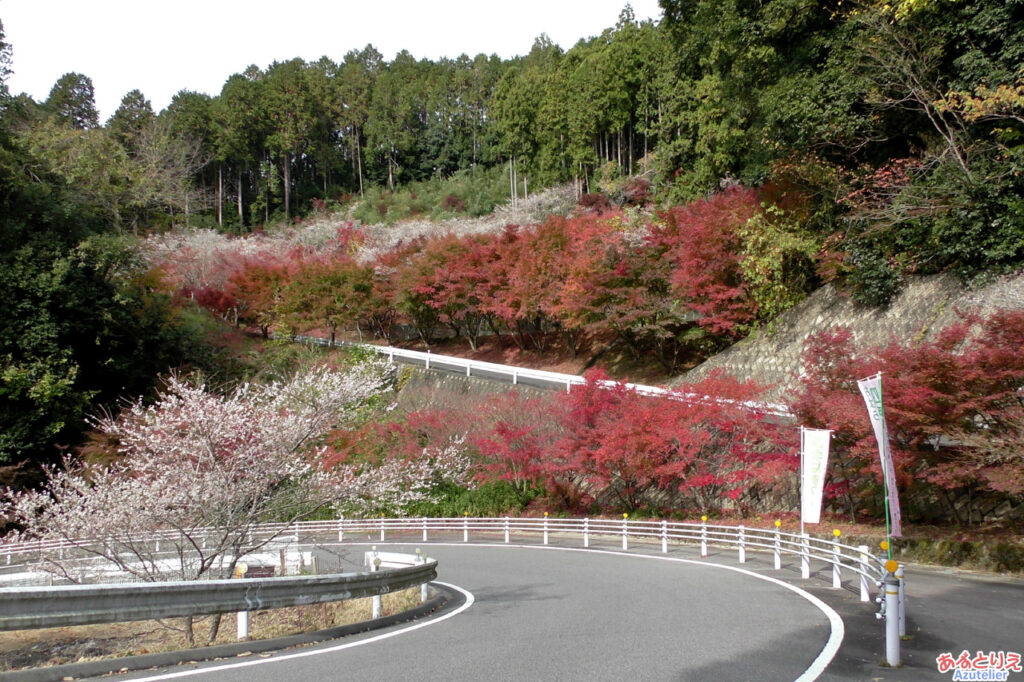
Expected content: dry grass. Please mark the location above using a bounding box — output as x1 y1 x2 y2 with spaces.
0 588 422 672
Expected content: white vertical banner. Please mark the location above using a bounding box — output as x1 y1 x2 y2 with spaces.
857 373 903 537
801 427 831 525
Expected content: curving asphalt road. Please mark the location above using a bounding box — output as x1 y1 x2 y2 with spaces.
101 543 837 682
88 539 1024 682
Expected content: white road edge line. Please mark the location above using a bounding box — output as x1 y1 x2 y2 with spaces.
353 542 845 682
123 581 475 681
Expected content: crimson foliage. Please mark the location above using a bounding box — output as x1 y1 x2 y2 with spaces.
478 370 793 514
791 311 1024 524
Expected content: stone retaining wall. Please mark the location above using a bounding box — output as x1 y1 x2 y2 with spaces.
676 271 1024 400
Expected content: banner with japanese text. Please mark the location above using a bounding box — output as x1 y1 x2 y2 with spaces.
800 427 831 525
857 373 903 537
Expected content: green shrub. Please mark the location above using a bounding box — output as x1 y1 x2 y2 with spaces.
404 480 539 517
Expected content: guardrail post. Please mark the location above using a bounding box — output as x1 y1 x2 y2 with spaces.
422 517 428 542
417 549 428 604
370 549 382 619
237 610 249 640
235 563 250 640
155 537 160 553
466 364 471 377
388 350 394 365
338 515 344 543
512 371 518 385
800 533 810 579
425 350 431 370
896 563 906 637
504 517 510 544
543 512 549 545
700 515 708 558
858 545 870 602
661 520 668 553
884 568 900 667
622 513 629 550
583 518 590 548
463 513 469 542
832 530 842 588
773 521 781 570
566 380 571 394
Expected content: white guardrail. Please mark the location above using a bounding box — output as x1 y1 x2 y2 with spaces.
293 335 793 418
0 516 895 610
0 516 906 663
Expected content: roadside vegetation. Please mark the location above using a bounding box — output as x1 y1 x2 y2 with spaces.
1 0 1023 592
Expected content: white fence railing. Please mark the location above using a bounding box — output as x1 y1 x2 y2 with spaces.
329 516 887 601
3 517 886 600
294 335 793 417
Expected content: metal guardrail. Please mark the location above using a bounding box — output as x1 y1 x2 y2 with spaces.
0 517 884 594
328 516 887 599
0 554 436 631
293 335 793 417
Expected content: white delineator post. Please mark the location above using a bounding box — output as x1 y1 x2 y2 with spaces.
801 533 811 579
738 525 746 563
543 513 549 545
832 530 842 589
380 514 385 542
622 514 629 550
583 518 590 548
504 517 510 544
773 521 782 570
661 520 668 554
700 516 708 558
463 513 469 542
337 515 344 543
858 545 871 602
422 517 428 542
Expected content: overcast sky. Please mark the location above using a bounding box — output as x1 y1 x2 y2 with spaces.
2 0 664 121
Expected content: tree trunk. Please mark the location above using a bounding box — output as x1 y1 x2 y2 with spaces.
217 166 223 228
183 616 195 648
237 169 244 227
283 152 292 220
622 125 630 176
207 614 223 644
387 148 394 191
354 125 364 197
